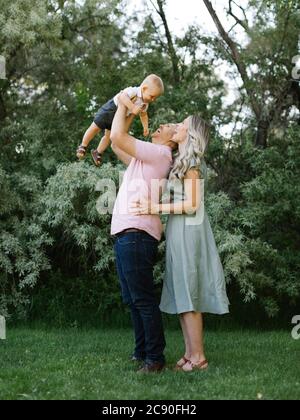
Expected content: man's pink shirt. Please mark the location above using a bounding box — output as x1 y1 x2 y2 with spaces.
111 140 173 241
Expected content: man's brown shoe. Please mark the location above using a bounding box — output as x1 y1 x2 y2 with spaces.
137 362 165 374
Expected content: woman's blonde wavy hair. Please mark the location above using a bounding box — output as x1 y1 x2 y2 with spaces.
169 115 211 181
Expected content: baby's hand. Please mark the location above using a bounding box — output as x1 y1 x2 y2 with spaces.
143 128 150 137
132 104 144 116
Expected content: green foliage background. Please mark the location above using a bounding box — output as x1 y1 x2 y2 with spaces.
0 0 299 324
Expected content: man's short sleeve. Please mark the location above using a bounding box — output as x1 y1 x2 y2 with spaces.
135 140 172 164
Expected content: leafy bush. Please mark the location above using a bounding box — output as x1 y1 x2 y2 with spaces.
233 128 300 317
0 165 52 318
35 161 125 323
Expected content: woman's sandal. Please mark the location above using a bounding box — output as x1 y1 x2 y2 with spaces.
181 359 209 372
174 356 190 371
77 145 87 160
91 150 103 167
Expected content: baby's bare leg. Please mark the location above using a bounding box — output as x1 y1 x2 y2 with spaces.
97 129 111 154
77 122 101 159
82 122 101 148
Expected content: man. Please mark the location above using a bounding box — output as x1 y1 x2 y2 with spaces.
110 104 177 373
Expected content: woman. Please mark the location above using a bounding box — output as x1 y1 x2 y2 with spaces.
131 115 229 372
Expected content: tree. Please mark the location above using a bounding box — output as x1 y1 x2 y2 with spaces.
1 0 299 322
202 0 300 147
148 0 181 85
0 0 63 122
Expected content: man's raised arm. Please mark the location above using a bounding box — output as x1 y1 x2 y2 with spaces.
111 104 141 158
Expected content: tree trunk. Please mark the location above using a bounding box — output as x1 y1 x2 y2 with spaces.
255 120 270 148
155 0 180 86
291 81 300 125
202 0 262 124
0 91 6 122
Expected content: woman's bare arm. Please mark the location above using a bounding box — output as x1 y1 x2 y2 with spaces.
131 169 202 215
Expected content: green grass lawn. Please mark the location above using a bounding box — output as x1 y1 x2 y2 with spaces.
0 327 299 400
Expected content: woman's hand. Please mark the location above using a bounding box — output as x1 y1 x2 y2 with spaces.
130 198 159 215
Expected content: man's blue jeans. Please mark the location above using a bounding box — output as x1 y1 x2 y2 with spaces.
114 231 166 365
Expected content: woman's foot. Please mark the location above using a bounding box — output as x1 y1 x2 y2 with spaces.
174 356 190 371
181 358 208 372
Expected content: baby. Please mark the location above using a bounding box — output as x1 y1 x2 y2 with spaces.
77 74 164 166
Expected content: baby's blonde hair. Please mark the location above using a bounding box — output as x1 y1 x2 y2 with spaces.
142 74 164 94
